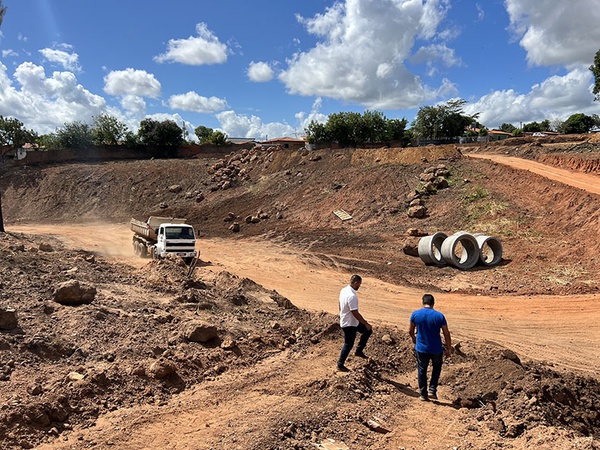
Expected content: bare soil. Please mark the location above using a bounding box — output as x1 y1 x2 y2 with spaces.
0 133 599 449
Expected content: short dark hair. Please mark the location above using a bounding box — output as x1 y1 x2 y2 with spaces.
422 294 435 306
350 274 362 284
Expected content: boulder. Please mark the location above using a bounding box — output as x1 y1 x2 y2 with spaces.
183 322 219 343
0 307 18 330
53 280 97 305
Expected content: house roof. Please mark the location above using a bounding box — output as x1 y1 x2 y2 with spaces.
261 136 305 144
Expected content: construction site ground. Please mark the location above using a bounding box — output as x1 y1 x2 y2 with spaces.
0 133 599 449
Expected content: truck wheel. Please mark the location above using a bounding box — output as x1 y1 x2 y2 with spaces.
133 242 139 256
140 245 148 258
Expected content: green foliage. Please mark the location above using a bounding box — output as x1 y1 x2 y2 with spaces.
522 121 543 132
55 121 93 149
92 114 128 146
194 125 214 144
0 0 6 28
411 99 478 140
0 116 38 155
463 187 489 203
37 134 59 149
590 49 600 102
500 123 517 134
210 130 228 146
138 119 183 155
560 113 597 134
194 125 228 146
304 110 408 147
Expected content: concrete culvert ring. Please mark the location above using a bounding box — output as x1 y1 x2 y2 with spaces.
441 232 479 269
418 232 448 265
473 233 503 266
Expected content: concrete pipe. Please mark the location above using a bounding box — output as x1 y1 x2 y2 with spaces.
472 233 503 266
418 232 448 265
440 231 480 270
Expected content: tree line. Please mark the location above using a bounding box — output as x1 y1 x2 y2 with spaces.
0 115 230 158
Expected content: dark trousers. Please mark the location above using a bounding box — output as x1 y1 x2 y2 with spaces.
415 351 443 397
337 323 372 367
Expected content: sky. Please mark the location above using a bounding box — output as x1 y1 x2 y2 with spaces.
0 0 599 141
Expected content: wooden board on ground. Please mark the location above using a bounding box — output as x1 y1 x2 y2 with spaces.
333 209 352 221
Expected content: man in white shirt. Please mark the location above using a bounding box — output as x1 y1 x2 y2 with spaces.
337 274 373 372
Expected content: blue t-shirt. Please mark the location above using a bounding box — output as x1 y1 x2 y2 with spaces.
410 307 447 354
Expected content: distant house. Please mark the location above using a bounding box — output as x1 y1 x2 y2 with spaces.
488 130 513 141
260 136 306 151
227 137 256 145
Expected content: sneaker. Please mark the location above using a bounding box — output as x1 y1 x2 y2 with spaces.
428 392 438 400
337 364 350 372
419 395 429 401
354 351 368 359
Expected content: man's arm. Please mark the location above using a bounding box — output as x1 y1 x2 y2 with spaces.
351 310 372 330
442 324 453 356
408 322 416 344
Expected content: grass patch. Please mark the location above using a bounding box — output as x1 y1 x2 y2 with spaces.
541 265 588 286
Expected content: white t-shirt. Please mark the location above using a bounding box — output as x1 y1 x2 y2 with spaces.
339 285 359 328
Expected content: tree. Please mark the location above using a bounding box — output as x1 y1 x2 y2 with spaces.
411 99 477 140
55 121 93 149
560 113 597 134
590 49 600 102
194 126 214 144
500 123 516 134
305 121 329 145
0 116 38 156
210 130 228 146
138 119 183 156
92 114 128 146
0 0 6 29
522 121 542 133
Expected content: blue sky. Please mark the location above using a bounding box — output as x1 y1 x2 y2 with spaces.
0 0 599 140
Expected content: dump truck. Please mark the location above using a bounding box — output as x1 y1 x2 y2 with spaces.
130 216 198 264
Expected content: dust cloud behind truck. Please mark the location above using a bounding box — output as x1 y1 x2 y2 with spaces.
130 216 198 264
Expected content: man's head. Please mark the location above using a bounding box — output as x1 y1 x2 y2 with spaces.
350 274 362 290
422 293 435 306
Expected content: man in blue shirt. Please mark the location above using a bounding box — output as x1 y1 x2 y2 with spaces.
409 294 453 401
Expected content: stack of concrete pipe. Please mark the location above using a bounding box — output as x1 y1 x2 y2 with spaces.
418 231 502 269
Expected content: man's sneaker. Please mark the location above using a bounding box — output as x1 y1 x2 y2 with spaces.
419 395 429 401
354 351 368 359
428 392 438 400
337 364 350 372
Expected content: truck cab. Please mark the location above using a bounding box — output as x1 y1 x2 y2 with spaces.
155 223 197 263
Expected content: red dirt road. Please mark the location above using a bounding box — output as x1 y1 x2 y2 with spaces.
11 223 600 378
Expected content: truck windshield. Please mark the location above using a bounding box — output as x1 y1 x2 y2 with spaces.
165 227 194 239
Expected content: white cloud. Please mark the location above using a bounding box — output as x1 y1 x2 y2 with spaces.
0 62 105 134
505 0 600 67
2 49 18 58
168 91 228 113
464 67 595 128
279 0 455 109
216 110 297 139
120 94 146 117
154 22 228 65
247 61 275 82
39 48 82 72
103 68 161 98
295 97 328 132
